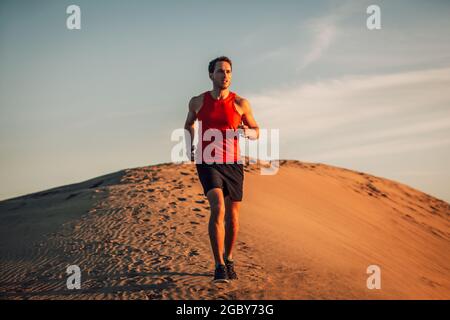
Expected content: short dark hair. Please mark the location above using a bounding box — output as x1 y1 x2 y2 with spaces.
208 56 232 74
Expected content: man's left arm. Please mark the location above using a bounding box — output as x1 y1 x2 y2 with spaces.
240 99 259 140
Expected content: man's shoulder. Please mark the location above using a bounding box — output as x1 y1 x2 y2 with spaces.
234 93 250 109
189 92 206 112
190 92 206 104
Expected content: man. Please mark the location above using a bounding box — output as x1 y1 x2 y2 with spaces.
183 56 259 283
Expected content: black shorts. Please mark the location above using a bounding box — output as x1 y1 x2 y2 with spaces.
196 163 244 201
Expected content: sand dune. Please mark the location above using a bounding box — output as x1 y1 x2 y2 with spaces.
0 159 449 300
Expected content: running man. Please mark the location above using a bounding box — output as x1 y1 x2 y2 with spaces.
183 56 259 283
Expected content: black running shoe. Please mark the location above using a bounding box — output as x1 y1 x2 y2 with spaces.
213 264 229 283
225 259 238 280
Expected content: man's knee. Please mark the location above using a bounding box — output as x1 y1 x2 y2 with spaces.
226 210 239 228
210 203 225 220
207 189 225 214
228 217 239 230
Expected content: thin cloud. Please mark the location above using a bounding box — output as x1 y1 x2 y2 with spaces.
308 136 450 160
246 66 450 161
300 18 338 69
297 0 365 70
251 1 361 68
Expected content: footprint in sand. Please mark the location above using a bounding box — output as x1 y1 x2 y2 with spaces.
134 259 145 266
189 249 199 256
159 266 171 272
154 231 167 237
240 244 250 250
178 197 187 201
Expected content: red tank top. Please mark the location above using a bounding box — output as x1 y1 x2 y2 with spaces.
195 91 242 163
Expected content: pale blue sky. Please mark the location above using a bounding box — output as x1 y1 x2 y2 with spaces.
1 0 449 202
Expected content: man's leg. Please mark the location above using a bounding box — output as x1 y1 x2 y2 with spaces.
224 196 240 260
206 188 226 266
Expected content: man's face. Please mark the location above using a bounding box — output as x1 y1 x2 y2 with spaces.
210 61 232 89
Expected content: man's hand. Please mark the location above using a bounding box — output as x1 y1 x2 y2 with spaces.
237 98 259 140
238 124 258 140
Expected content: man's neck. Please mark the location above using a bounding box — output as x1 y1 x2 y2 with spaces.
210 88 230 100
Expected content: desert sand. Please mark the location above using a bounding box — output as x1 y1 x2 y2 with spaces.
0 159 449 300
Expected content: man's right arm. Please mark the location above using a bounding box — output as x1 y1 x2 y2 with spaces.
183 97 198 161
